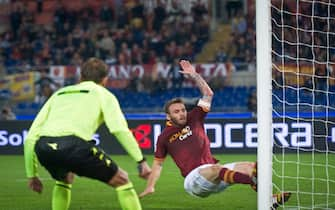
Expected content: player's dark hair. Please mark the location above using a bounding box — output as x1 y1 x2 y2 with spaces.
81 57 108 83
164 98 185 113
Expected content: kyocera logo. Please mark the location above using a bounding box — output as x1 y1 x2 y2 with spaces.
153 122 313 149
0 130 28 146
206 122 312 149
131 124 152 149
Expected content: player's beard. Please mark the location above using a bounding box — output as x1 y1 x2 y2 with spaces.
170 116 187 127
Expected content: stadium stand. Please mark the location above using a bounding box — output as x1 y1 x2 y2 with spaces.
0 0 260 116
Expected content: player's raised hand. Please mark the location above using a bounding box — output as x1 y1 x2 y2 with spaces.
139 186 155 198
179 60 196 77
28 177 43 194
138 161 151 180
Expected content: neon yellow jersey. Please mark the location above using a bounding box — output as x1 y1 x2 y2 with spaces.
24 81 143 178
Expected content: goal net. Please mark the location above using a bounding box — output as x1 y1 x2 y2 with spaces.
270 0 335 209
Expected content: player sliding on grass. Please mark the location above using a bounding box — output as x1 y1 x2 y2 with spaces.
139 60 291 209
24 57 151 210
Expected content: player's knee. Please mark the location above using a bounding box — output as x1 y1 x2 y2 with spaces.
199 165 222 181
107 168 129 188
211 165 223 174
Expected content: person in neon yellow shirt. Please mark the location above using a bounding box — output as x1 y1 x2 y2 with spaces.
24 57 151 210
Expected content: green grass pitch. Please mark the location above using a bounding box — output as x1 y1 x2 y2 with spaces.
0 154 334 210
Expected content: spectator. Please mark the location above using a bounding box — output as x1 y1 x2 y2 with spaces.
231 9 247 36
0 56 5 77
37 0 43 13
168 58 184 89
127 70 141 92
226 0 243 19
167 0 182 23
215 44 227 63
247 90 257 117
315 65 328 92
35 83 54 105
153 72 167 94
9 3 22 39
100 2 115 24
34 69 60 104
191 0 208 22
272 69 283 90
0 105 16 120
153 1 167 32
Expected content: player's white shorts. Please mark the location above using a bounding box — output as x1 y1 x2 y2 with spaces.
184 163 235 198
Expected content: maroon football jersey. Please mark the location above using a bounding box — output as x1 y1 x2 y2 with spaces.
155 106 218 177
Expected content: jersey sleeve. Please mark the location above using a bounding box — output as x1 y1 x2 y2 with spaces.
189 106 208 122
100 89 130 133
24 95 52 178
100 89 143 162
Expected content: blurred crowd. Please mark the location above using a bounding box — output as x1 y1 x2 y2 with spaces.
0 0 210 75
271 0 335 90
214 1 256 71
0 0 261 116
272 0 335 65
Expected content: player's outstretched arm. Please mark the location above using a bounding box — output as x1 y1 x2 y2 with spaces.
179 60 214 109
139 159 164 198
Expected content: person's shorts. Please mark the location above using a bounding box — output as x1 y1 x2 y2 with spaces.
184 163 235 198
34 135 118 183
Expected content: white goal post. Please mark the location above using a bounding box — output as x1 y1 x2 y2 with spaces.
256 0 273 209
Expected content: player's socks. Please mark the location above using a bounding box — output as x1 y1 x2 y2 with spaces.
219 168 253 184
116 182 142 210
52 181 72 210
250 162 257 191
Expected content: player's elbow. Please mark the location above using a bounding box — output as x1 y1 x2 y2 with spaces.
205 90 214 98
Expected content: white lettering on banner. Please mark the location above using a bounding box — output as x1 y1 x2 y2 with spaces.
224 123 244 148
205 123 222 148
245 123 258 148
118 65 131 78
51 64 233 84
108 65 145 79
214 64 228 77
291 123 311 147
108 66 118 78
0 130 7 146
156 63 171 78
272 123 290 147
132 65 144 77
9 133 22 146
198 64 228 77
0 130 28 146
201 64 216 77
332 127 335 142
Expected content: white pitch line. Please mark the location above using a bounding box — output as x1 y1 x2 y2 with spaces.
15 177 53 182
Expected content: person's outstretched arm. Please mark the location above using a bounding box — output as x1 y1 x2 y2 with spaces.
24 94 54 193
179 60 214 111
139 158 164 198
101 89 151 178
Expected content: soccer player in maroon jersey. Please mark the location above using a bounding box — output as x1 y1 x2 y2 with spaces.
139 60 291 209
